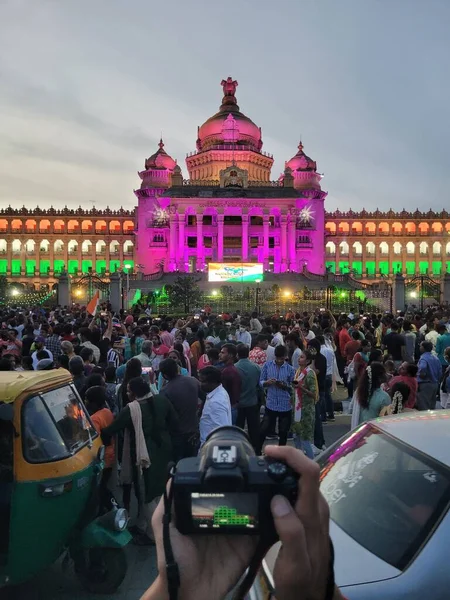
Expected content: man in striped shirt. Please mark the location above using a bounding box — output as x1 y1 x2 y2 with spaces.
258 345 295 453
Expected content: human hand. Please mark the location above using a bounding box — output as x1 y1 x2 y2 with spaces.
265 445 333 600
144 483 259 600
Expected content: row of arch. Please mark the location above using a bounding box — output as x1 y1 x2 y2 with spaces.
1 240 134 253
326 241 450 255
1 218 135 233
325 221 450 235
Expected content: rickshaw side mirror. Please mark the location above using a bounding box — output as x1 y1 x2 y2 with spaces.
0 403 14 421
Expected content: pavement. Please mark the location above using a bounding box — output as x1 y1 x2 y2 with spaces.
8 388 350 600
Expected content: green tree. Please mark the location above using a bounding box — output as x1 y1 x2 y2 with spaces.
167 276 202 313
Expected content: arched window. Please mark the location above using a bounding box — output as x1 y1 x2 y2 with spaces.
54 239 64 253
124 240 134 253
325 241 336 255
39 219 50 233
96 240 106 254
82 220 93 233
366 241 375 255
109 240 120 254
109 220 121 233
11 219 22 232
339 241 349 255
432 222 443 234
325 222 336 235
406 242 415 255
352 241 362 254
380 242 389 255
81 240 92 254
25 219 37 232
12 239 21 253
54 219 65 232
446 242 450 256
40 240 50 252
123 220 134 233
393 241 402 254
392 222 402 234
0 239 7 253
365 222 376 234
0 219 7 232
96 220 107 233
67 220 79 232
68 240 78 254
419 241 428 255
433 241 442 255
418 222 429 235
25 239 35 253
445 223 450 234
379 222 389 235
338 222 349 234
405 222 416 234
351 222 362 234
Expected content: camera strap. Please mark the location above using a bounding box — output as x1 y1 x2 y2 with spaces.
163 467 180 600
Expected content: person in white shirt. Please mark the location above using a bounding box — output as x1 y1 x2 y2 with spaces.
249 312 262 334
199 366 231 445
236 323 252 347
317 334 335 421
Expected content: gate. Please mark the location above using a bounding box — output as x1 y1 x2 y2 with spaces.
405 275 441 311
71 273 110 304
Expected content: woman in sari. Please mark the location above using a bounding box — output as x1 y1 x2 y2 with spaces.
293 350 318 459
157 349 189 391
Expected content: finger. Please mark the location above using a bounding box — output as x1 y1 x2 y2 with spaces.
270 494 308 570
264 445 321 520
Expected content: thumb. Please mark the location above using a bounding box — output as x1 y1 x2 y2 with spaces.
270 495 306 552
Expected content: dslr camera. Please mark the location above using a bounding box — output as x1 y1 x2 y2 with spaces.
173 426 299 535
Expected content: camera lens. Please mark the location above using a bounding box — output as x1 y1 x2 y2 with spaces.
204 425 253 449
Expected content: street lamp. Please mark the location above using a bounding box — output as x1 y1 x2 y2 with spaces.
255 278 262 315
10 288 19 297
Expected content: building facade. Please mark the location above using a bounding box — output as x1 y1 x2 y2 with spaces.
1 77 449 293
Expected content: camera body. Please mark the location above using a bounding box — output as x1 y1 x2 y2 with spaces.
173 426 298 536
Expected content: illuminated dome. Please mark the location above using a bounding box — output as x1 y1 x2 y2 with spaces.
144 139 176 170
196 78 263 152
286 142 317 172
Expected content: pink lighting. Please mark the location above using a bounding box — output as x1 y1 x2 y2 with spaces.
134 78 326 276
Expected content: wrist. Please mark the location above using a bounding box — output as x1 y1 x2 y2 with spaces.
140 575 169 600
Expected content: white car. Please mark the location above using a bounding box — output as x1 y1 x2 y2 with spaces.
250 411 450 599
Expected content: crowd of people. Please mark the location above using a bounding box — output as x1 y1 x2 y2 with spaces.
1 302 450 548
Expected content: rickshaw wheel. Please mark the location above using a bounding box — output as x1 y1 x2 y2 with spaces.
76 547 127 594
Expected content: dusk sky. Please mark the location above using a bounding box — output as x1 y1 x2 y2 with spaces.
1 0 449 212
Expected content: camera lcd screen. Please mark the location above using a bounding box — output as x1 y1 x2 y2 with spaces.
191 492 258 530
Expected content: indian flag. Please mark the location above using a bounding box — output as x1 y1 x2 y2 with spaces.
86 291 100 316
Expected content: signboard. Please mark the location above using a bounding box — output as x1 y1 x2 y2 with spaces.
208 263 263 283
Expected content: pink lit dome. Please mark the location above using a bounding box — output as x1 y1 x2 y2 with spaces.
286 142 317 172
145 139 176 170
196 78 263 152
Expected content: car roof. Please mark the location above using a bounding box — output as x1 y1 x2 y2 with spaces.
372 410 450 468
0 370 72 404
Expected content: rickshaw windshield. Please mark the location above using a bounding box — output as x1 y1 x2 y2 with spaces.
23 384 97 463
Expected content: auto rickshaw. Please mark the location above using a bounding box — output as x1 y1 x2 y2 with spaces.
0 370 132 594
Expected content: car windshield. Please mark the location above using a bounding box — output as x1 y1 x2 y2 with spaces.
318 423 450 570
23 385 96 463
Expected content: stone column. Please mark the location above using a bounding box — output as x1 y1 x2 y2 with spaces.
217 214 224 262
6 239 12 277
178 213 185 271
288 213 296 270
169 214 177 269
57 271 71 307
49 243 54 277
105 242 111 274
280 215 287 272
263 214 269 269
393 273 406 311
196 213 203 269
109 271 122 313
242 215 249 261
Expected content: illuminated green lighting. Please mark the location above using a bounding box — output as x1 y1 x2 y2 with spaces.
82 259 92 274
68 260 78 275
0 260 8 275
96 260 106 275
392 261 402 274
338 261 349 274
419 261 429 275
406 261 416 275
351 261 362 276
325 261 336 273
432 261 442 275
25 259 36 275
378 261 389 276
54 260 65 275
11 260 21 275
40 260 50 275
365 261 376 276
110 260 120 273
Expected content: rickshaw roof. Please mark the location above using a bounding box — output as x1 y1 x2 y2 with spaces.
0 369 73 404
